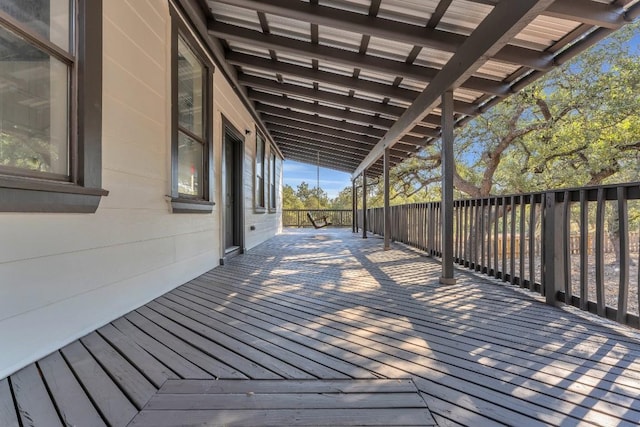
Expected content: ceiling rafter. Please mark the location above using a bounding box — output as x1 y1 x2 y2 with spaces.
209 21 510 96
274 135 406 162
259 104 439 141
353 0 556 178
201 0 639 176
265 122 417 154
467 0 627 29
250 92 438 134
210 0 554 70
228 53 482 121
239 74 478 116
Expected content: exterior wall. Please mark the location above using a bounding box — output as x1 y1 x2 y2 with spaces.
0 0 282 379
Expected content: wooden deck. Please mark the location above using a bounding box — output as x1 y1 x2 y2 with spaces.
3 228 640 426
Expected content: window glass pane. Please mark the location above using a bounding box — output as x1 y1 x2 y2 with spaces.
256 134 264 206
270 153 276 208
177 131 203 197
256 134 264 177
177 36 203 138
0 26 69 176
0 0 71 51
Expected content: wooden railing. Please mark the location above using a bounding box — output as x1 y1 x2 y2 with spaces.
282 209 353 227
362 182 640 328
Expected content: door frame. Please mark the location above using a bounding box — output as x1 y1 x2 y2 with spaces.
220 115 245 265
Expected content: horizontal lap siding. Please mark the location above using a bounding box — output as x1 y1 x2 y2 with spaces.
0 0 279 379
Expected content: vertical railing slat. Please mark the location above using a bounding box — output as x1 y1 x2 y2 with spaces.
595 187 606 317
519 196 526 288
480 199 486 273
529 197 536 291
579 190 589 311
494 198 500 279
487 198 494 275
510 196 516 285
501 198 508 282
617 186 629 324
563 190 572 305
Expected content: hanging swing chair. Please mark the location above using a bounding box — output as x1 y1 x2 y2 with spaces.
307 152 332 229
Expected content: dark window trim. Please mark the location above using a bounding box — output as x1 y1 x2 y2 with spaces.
254 129 266 212
268 150 277 213
170 5 215 214
0 0 108 213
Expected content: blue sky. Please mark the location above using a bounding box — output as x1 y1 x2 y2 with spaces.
282 160 351 199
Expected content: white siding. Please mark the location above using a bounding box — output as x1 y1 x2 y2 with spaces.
0 0 281 379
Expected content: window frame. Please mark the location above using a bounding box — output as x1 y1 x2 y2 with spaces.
0 0 108 213
268 150 277 212
169 7 214 214
254 129 266 212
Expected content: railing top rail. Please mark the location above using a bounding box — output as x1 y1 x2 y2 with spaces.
451 182 640 205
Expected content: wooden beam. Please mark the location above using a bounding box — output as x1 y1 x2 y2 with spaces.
267 123 418 154
280 146 385 174
273 133 408 160
469 0 627 29
352 0 555 178
262 111 431 146
229 52 506 99
240 74 478 116
249 90 440 131
264 115 381 145
276 139 400 167
213 0 553 70
262 109 388 138
210 21 510 95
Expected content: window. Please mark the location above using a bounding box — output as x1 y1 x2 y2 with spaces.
255 131 265 210
269 152 276 211
0 0 107 212
170 9 214 213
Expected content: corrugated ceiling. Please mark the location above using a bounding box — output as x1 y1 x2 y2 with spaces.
199 0 640 176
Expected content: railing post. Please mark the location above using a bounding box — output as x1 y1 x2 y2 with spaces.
362 171 367 239
543 191 565 306
440 90 456 284
384 147 391 250
352 179 357 233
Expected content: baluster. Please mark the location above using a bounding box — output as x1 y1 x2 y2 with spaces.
617 186 629 324
595 187 605 317
579 190 589 311
529 196 536 291
510 196 516 284
563 190 572 305
519 196 526 287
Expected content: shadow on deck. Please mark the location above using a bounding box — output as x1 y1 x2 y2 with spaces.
2 228 640 426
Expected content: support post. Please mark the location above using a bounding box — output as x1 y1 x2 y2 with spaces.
362 172 368 239
543 192 565 306
440 90 456 285
383 147 391 250
352 179 357 233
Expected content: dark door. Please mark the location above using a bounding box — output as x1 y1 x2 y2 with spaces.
223 127 242 253
224 138 235 249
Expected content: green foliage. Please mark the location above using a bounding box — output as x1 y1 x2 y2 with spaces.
374 20 640 201
282 184 304 209
282 182 331 209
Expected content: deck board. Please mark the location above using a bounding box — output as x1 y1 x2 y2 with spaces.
0 379 19 427
130 378 435 426
38 351 106 427
3 229 640 426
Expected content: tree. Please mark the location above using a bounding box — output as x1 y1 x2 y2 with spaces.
282 184 304 209
388 19 640 199
331 186 353 209
286 181 331 209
